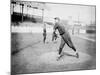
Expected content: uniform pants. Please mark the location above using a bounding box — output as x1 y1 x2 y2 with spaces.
43 33 46 43
59 33 76 54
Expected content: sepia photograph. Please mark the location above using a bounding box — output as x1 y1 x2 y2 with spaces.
11 0 96 74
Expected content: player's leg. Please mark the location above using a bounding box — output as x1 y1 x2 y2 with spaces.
57 38 66 61
58 38 65 55
62 34 79 58
44 36 46 43
67 38 76 51
67 38 79 58
43 33 46 43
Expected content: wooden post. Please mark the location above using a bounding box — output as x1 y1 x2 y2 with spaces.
12 1 16 14
12 4 14 14
42 9 44 23
20 4 22 16
27 5 28 16
21 4 24 22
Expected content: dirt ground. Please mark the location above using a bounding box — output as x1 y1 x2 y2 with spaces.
11 32 96 74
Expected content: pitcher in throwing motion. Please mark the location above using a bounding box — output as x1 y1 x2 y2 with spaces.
53 17 79 60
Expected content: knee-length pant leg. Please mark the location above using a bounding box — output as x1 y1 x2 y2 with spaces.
62 33 76 52
59 38 66 54
43 33 46 43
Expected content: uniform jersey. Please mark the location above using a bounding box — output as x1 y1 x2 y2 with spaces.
54 22 67 35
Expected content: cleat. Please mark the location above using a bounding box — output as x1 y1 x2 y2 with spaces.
56 54 64 61
56 57 60 61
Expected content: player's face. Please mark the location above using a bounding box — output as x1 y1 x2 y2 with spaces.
55 19 59 23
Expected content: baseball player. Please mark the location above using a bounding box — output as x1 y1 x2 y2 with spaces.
43 23 47 43
53 17 79 60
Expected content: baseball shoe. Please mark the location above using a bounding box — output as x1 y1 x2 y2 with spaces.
56 53 64 61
